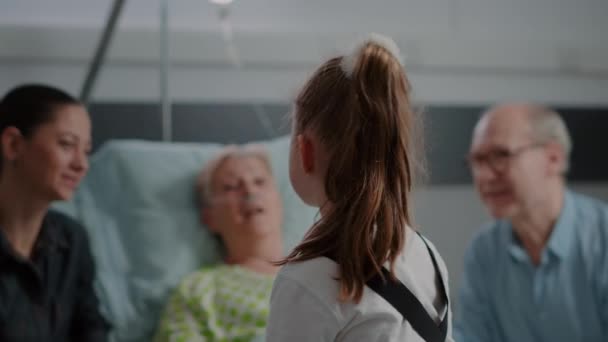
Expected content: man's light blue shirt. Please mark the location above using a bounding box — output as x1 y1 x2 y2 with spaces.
455 191 608 342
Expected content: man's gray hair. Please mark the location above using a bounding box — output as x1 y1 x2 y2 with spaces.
527 106 572 173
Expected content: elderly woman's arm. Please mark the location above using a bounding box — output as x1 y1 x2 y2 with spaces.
154 278 209 342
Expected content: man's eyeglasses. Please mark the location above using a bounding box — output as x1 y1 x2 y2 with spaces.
466 143 545 173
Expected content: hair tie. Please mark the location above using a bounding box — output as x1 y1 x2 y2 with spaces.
340 33 405 78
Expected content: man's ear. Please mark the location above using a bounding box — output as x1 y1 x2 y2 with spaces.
297 133 315 174
545 142 566 175
1 127 24 163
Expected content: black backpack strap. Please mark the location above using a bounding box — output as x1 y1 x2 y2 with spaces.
328 232 449 342
367 231 448 342
416 232 449 337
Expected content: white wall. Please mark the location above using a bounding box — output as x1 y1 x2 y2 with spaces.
0 25 607 105
1 0 608 106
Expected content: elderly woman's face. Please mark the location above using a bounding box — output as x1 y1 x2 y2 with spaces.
205 155 283 240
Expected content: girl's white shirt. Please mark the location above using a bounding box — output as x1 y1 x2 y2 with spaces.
266 226 454 342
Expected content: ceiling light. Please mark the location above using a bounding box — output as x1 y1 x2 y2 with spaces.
209 0 233 5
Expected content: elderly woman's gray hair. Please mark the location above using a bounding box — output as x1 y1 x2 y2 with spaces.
195 144 273 207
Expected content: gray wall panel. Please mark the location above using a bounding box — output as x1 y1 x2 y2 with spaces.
89 103 162 151
86 103 608 184
172 104 289 144
423 107 479 184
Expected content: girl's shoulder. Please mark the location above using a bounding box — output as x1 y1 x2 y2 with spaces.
276 256 340 301
279 256 337 282
406 229 450 281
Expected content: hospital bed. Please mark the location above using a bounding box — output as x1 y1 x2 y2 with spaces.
54 135 316 342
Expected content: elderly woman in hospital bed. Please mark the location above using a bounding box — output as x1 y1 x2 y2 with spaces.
154 145 284 341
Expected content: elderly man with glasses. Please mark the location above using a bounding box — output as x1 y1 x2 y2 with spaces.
454 103 608 342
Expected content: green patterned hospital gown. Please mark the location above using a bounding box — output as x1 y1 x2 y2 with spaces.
155 265 275 342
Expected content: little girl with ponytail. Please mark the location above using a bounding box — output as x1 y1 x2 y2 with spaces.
266 34 453 342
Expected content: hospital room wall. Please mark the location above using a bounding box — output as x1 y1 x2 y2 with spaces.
83 102 608 305
2 58 608 299
2 30 608 304
1 24 608 106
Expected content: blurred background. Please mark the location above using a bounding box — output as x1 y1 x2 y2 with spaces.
1 0 607 305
